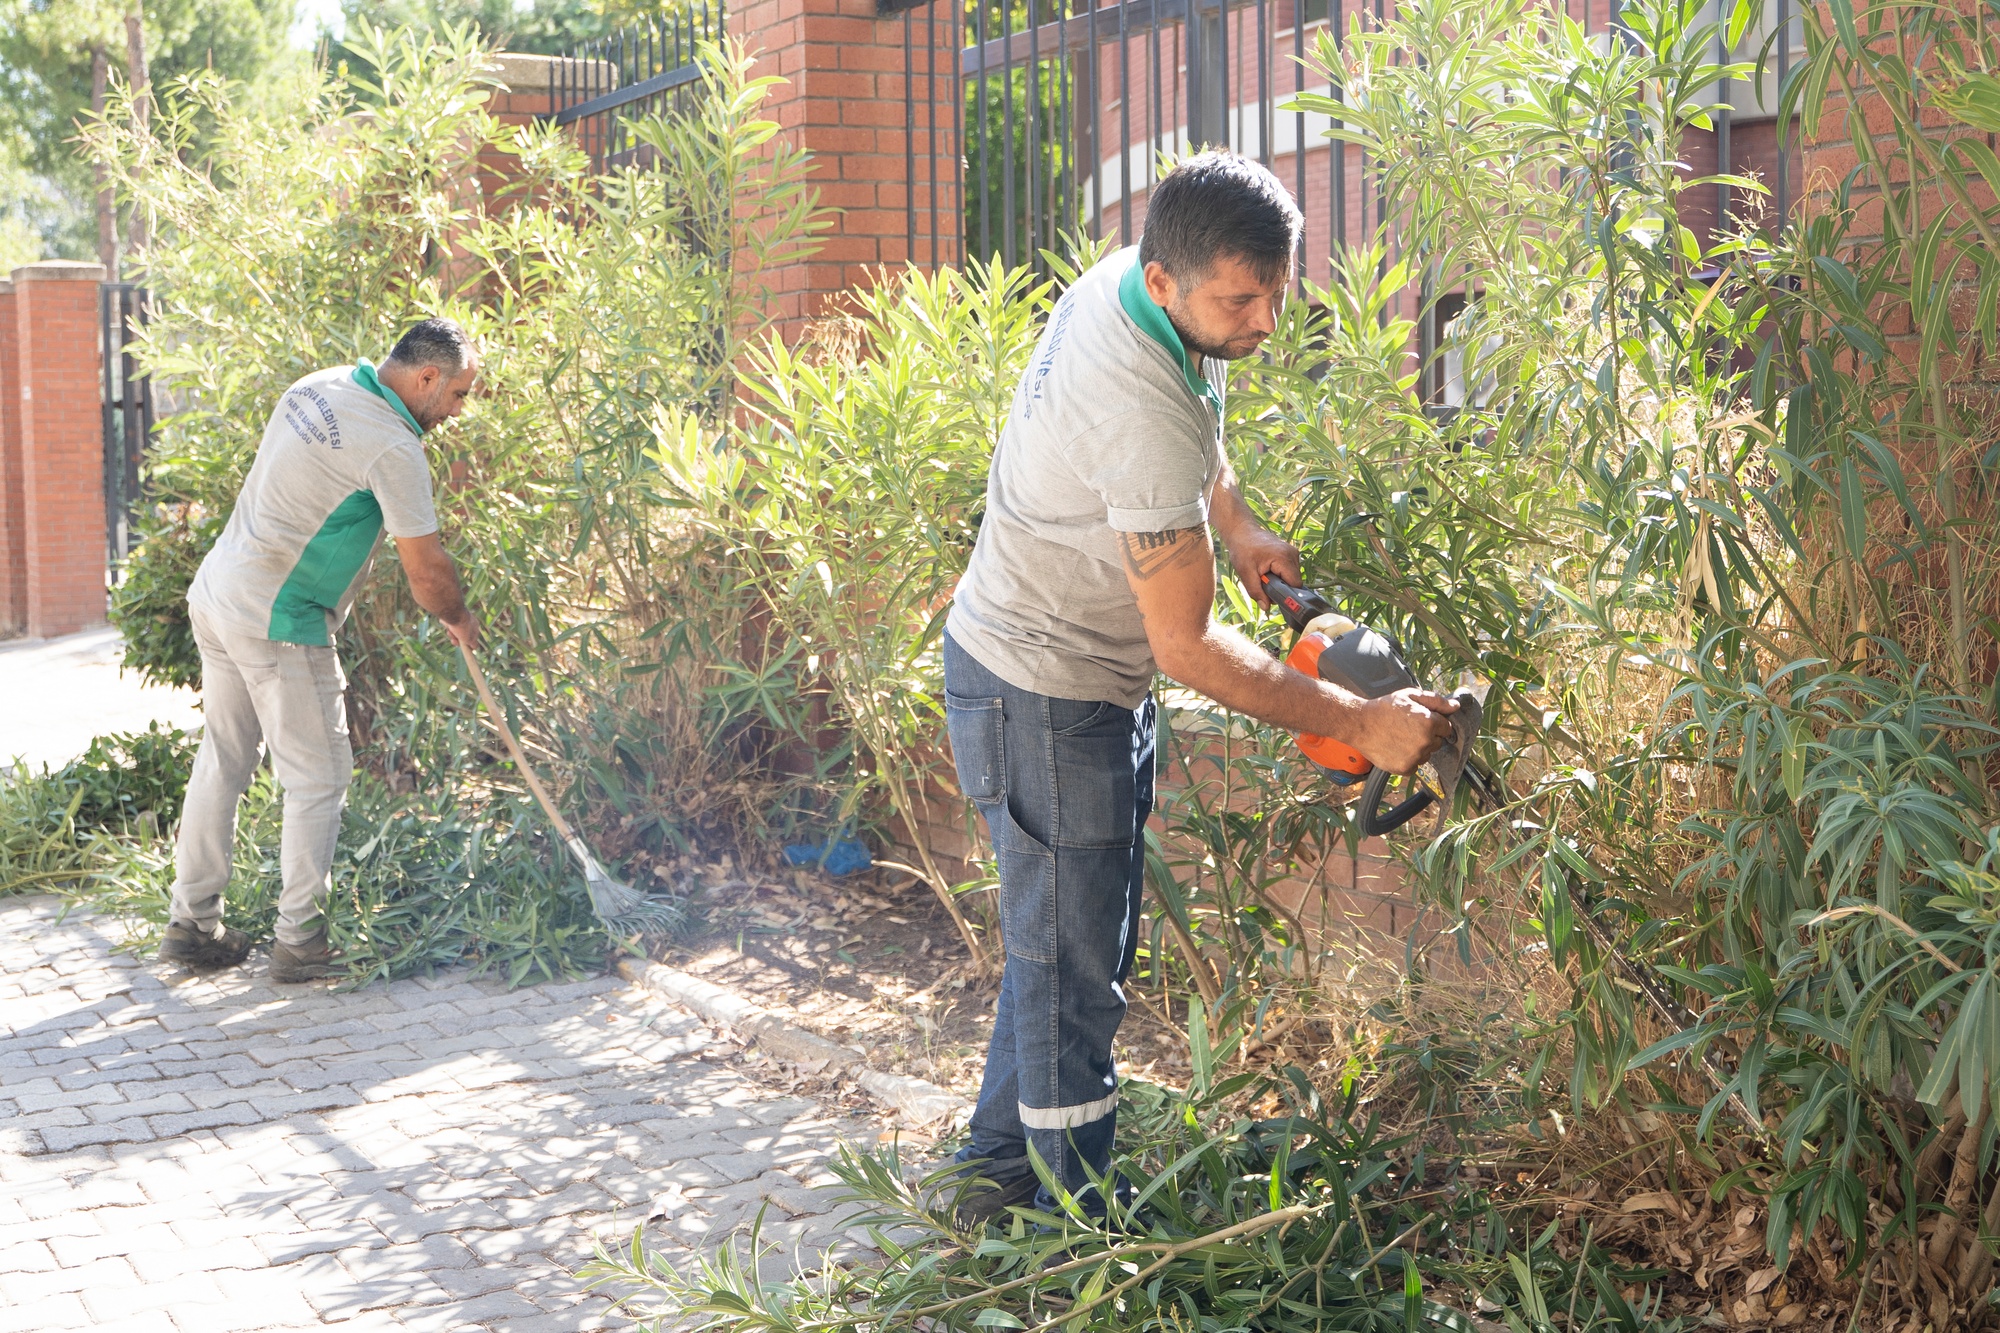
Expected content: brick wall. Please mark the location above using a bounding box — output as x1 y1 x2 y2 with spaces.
0 279 23 637
1792 1 2000 685
891 711 1413 962
728 0 962 330
10 262 108 640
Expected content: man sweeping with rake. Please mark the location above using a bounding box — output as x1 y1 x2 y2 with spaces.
159 318 482 983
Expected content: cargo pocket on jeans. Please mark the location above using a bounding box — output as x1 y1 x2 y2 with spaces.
992 803 1056 964
945 692 1005 802
946 692 1055 964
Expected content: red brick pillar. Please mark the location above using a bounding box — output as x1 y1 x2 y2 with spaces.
0 278 24 638
480 54 570 194
11 261 108 639
730 0 962 332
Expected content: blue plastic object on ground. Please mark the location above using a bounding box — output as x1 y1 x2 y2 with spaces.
782 836 873 877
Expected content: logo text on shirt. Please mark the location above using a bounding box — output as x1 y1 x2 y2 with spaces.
1020 296 1077 421
283 388 343 450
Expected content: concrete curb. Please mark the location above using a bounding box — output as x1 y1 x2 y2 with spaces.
616 958 969 1126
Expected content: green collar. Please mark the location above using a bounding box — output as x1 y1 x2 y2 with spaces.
1116 248 1222 415
352 359 424 437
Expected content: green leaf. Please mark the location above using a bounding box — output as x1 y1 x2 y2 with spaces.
1779 711 1807 803
1933 73 2000 133
1188 996 1214 1098
975 1310 1027 1329
1839 454 1869 568
1507 1252 1550 1325
1826 0 1861 57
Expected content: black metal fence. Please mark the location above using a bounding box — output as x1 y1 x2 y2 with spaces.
895 0 966 271
100 283 152 565
949 0 1803 289
550 4 727 172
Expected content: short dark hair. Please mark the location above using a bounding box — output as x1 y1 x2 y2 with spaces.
1139 152 1303 287
385 317 474 373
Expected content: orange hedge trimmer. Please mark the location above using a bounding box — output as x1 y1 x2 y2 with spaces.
1261 573 1494 835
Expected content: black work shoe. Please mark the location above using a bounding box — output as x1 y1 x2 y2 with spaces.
269 931 340 984
947 1169 1042 1231
159 920 253 971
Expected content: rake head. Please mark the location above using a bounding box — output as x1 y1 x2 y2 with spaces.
564 838 683 934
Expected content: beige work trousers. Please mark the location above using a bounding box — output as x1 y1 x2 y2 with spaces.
168 606 353 948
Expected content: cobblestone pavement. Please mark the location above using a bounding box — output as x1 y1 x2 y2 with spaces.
0 895 874 1333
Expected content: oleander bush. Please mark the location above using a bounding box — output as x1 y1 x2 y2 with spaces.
619 0 1997 1327
46 22 823 979
18 0 1997 1325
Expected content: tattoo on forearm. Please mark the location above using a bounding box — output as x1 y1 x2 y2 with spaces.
1119 526 1208 581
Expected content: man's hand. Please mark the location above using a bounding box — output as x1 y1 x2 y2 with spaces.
440 612 482 652
1352 689 1458 775
394 533 481 651
1223 526 1301 607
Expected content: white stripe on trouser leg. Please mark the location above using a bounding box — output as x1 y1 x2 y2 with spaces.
1017 1088 1119 1130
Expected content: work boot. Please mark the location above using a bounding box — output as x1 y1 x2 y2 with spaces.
939 1162 1041 1231
159 920 253 971
269 930 341 984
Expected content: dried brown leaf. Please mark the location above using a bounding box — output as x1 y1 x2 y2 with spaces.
1622 1191 1683 1215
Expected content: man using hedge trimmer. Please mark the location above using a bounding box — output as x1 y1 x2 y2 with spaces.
159 318 482 983
942 152 1461 1225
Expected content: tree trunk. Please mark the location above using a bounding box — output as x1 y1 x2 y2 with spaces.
91 46 118 281
122 0 151 260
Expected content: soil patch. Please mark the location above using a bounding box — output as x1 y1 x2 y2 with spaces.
647 863 1194 1133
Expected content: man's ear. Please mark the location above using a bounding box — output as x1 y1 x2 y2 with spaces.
417 364 444 395
1143 260 1179 309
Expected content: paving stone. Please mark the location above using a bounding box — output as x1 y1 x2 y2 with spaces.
0 1239 58 1273
126 1236 267 1282
71 1313 179 1333
145 1105 263 1138
89 1090 194 1122
0 894 875 1332
0 1292 92 1333
36 1117 152 1152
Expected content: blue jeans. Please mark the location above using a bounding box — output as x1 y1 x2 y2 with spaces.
943 630 1155 1211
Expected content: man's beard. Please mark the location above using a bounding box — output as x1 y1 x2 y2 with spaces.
1165 302 1259 362
411 392 447 432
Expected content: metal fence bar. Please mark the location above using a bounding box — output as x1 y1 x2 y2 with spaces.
549 6 717 171
977 0 992 262
1004 0 1018 263
1057 0 1072 250
930 3 943 267
907 11 919 260
1089 0 1102 243
99 283 151 565
1716 21 1732 238
1332 0 1344 253
1775 0 1790 229
1119 0 1132 244
1256 0 1269 168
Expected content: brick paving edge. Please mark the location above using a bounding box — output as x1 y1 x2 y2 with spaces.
614 958 969 1126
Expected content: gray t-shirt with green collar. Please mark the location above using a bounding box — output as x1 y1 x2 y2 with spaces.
188 362 440 648
947 246 1226 709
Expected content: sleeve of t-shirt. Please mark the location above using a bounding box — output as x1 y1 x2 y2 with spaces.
367 444 440 539
1066 411 1214 533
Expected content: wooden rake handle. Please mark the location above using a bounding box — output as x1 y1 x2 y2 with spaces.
458 641 580 846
